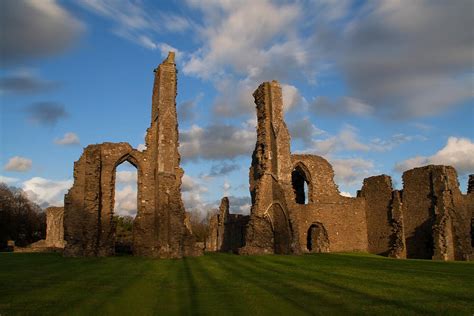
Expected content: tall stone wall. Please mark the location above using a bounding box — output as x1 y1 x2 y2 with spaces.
402 165 472 260
63 53 199 258
240 81 299 255
359 175 394 255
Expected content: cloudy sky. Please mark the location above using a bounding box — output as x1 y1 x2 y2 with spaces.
1 0 473 217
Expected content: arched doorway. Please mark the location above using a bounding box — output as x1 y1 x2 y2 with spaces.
307 223 329 253
267 203 291 254
292 164 311 204
113 161 138 255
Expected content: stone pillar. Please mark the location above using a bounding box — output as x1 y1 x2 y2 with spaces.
359 175 393 255
45 207 65 248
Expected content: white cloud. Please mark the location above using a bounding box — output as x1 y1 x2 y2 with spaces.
0 175 19 184
116 170 137 184
22 177 72 207
114 185 137 217
181 175 214 217
340 191 353 197
331 158 375 187
179 121 255 161
183 0 302 79
281 84 303 112
309 125 370 155
303 125 424 155
137 144 147 152
395 137 474 175
223 180 231 195
78 1 190 50
54 132 80 145
4 156 32 172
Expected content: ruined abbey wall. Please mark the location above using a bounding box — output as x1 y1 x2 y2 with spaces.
63 53 199 258
289 155 368 253
207 197 249 253
359 175 394 255
211 79 473 261
60 52 471 260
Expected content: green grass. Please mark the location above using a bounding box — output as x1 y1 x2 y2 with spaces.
0 252 473 315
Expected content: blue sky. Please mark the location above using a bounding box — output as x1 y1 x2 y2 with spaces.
1 0 473 217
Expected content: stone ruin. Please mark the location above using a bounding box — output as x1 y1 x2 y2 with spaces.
59 52 473 260
207 81 474 261
15 206 65 252
63 53 199 258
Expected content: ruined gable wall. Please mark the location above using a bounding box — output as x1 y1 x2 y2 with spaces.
64 52 199 258
359 175 393 255
241 81 299 255
64 142 151 257
289 155 368 253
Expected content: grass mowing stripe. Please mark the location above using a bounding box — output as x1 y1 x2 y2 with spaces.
1 252 473 315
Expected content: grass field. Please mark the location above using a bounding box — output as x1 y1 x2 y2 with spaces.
0 252 473 315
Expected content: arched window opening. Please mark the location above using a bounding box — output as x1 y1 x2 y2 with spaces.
113 161 138 255
307 223 329 253
292 165 310 204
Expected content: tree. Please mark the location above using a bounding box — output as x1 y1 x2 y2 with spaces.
0 184 46 249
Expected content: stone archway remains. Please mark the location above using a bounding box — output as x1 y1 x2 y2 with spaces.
266 203 291 254
307 223 329 253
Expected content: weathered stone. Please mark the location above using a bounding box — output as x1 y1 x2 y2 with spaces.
468 174 474 194
63 52 200 258
45 207 65 248
207 197 249 253
359 175 393 255
233 80 472 260
60 55 472 261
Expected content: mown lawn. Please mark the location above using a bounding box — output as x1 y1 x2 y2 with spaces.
0 252 473 315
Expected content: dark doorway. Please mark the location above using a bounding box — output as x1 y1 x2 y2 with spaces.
292 165 310 204
307 223 329 253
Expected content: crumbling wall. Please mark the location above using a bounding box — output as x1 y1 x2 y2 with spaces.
240 81 299 255
359 175 393 255
207 197 249 253
63 53 199 258
388 190 406 258
402 165 471 260
45 207 65 248
289 155 368 253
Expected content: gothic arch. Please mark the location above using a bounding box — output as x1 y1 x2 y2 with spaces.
264 202 291 254
307 222 329 253
291 162 313 204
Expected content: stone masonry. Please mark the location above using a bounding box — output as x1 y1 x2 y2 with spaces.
61 52 472 260
208 80 473 261
63 53 200 258
45 207 65 248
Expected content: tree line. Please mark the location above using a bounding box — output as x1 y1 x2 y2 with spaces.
0 183 46 250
